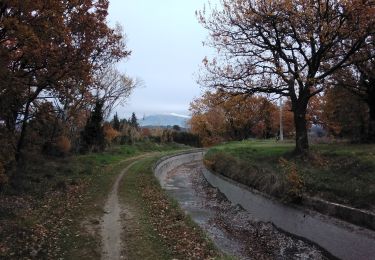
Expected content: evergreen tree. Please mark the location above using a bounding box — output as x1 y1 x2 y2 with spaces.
172 125 181 131
81 100 105 152
112 112 121 131
129 112 139 130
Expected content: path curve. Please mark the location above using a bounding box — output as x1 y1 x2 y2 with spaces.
100 161 136 260
100 154 152 260
100 151 195 260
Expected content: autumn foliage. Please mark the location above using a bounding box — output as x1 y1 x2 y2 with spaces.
189 91 295 146
103 124 120 144
321 87 369 141
0 0 133 173
55 136 72 156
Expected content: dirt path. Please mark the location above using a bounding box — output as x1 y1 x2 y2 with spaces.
100 161 137 260
100 153 154 260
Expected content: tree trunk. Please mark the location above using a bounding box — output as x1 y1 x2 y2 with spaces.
292 100 309 155
15 101 31 162
368 99 375 142
15 87 43 162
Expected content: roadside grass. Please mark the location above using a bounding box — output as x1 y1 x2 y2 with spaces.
205 140 375 210
76 141 187 167
0 142 187 259
119 155 225 260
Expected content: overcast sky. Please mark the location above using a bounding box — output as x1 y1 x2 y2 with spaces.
108 0 216 119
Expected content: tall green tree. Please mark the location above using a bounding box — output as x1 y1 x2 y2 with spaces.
112 113 121 131
81 100 105 152
129 112 139 130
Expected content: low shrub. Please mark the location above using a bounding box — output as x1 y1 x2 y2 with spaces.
56 136 72 155
279 157 305 202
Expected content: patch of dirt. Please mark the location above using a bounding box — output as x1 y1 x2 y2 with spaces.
81 217 101 238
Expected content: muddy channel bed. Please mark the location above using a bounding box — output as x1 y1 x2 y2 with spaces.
162 160 330 260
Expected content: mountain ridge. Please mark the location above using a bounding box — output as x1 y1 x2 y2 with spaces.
139 113 190 128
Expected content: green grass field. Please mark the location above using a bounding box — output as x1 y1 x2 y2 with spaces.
205 140 375 210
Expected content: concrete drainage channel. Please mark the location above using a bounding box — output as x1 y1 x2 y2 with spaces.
154 150 375 260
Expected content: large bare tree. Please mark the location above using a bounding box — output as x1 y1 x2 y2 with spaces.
198 0 375 154
93 66 138 118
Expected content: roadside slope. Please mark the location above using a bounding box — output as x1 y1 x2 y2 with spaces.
205 140 375 210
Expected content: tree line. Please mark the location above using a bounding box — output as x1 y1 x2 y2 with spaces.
198 0 375 154
189 87 369 146
107 113 201 148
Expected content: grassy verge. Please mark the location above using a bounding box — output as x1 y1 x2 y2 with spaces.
205 140 375 210
119 155 224 259
0 142 186 259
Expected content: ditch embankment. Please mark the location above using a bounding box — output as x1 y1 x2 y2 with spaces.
154 150 375 260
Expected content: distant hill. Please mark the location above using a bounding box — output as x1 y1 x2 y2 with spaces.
139 113 190 128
